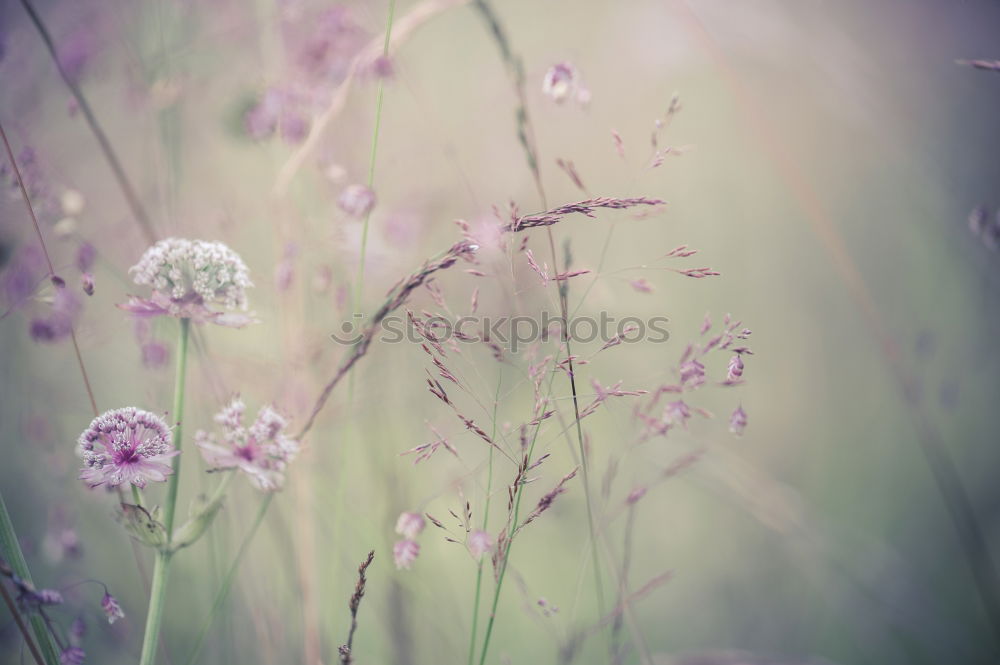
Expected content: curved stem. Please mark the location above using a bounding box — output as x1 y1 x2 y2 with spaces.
184 494 273 665
17 0 157 243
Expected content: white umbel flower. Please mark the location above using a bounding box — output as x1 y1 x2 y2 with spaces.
130 238 252 310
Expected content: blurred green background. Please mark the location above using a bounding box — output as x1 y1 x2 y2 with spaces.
3 0 1000 663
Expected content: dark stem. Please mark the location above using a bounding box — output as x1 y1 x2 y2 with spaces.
0 577 46 665
340 550 375 664
17 0 157 244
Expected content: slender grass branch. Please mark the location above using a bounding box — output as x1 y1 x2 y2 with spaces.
184 494 273 665
0 576 45 665
467 371 502 665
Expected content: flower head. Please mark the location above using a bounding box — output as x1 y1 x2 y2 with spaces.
196 397 299 492
393 539 419 570
120 238 255 327
394 512 425 539
101 592 124 624
77 408 177 489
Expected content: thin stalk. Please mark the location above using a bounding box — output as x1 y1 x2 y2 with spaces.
137 318 189 665
472 0 606 629
350 0 397 397
477 417 544 665
163 318 191 535
467 371 502 665
0 579 45 665
17 0 157 244
184 494 273 665
0 492 60 665
138 550 172 665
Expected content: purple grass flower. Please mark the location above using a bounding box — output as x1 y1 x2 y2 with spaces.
60 646 86 665
394 512 425 539
101 592 124 624
195 397 299 492
119 238 256 328
77 408 178 489
729 405 748 435
726 354 744 382
393 539 419 570
338 184 376 218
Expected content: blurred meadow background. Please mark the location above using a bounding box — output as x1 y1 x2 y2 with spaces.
3 0 1000 664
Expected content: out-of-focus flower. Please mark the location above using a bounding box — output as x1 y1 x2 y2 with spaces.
542 62 590 106
60 647 86 665
81 273 95 296
195 397 299 492
141 341 170 369
29 287 82 344
120 238 255 328
663 400 691 427
393 539 419 569
468 529 492 559
75 243 96 272
729 405 748 435
57 27 98 83
61 189 86 217
69 617 86 646
2 244 44 305
16 584 64 613
244 87 311 144
101 592 124 624
338 184 376 218
394 512 425 539
77 407 177 489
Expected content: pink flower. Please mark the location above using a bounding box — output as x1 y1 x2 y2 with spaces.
77 408 177 489
468 529 492 559
729 405 748 435
395 512 425 539
195 397 299 492
542 62 580 104
101 592 124 624
393 539 420 570
338 184 376 218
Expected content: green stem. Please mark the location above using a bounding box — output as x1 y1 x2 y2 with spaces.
351 0 397 324
163 318 191 535
184 494 273 665
137 317 190 665
477 368 556 665
139 550 172 665
467 371 502 665
0 491 60 665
